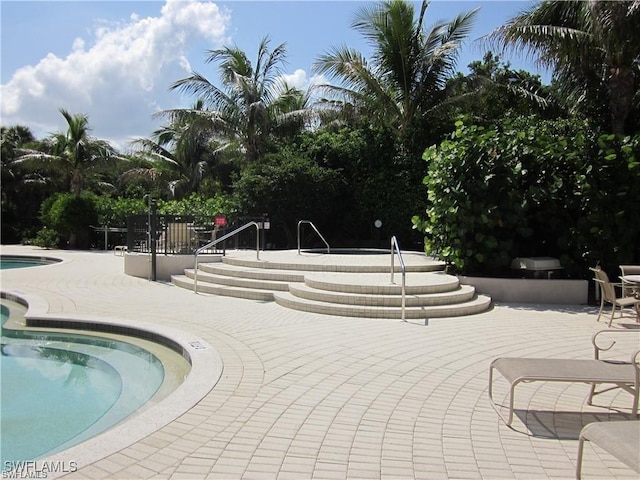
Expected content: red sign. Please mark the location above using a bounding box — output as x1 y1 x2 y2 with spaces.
214 215 227 227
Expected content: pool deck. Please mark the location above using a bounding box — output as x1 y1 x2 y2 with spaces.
1 245 639 480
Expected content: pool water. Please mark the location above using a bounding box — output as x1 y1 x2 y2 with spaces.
0 255 60 270
0 301 172 467
2 344 123 463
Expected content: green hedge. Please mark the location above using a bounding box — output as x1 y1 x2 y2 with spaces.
413 118 640 277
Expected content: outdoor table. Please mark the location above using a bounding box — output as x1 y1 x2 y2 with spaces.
91 226 127 251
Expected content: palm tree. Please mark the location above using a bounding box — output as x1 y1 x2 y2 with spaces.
1 125 35 154
1 125 36 191
487 0 640 134
1 125 46 243
445 51 559 124
270 83 314 138
14 108 120 196
170 36 309 164
126 100 222 198
313 0 478 140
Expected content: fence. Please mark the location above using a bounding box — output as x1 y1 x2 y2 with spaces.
126 214 267 255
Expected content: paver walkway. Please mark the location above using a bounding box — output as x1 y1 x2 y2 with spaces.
1 246 638 479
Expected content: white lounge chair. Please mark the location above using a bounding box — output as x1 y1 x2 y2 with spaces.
489 330 640 426
576 420 640 479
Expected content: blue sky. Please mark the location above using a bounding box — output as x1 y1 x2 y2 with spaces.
1 0 544 149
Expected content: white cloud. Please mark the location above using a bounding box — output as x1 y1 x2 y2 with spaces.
281 69 309 90
281 69 328 91
0 0 231 149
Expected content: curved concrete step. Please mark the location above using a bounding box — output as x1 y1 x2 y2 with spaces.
288 283 477 307
273 292 492 319
304 272 459 295
223 256 422 273
172 274 274 301
200 262 306 283
184 269 289 291
222 250 445 273
170 249 491 318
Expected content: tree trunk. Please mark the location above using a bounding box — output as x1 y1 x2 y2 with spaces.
68 232 78 249
608 66 634 135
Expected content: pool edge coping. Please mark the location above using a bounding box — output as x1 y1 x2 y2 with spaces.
1 289 223 477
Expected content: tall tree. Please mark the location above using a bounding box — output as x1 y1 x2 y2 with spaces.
127 100 222 199
313 0 478 142
170 36 310 164
1 125 46 243
1 125 35 155
487 0 640 134
14 109 120 196
445 51 560 124
1 125 37 191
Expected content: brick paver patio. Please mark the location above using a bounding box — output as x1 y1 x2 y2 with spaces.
1 245 638 479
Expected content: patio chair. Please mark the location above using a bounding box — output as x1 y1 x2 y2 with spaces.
620 264 640 297
590 267 640 326
488 330 640 426
576 420 640 479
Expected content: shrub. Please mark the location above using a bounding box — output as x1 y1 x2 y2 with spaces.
32 227 62 249
37 192 99 249
232 150 346 248
155 193 238 217
413 118 640 276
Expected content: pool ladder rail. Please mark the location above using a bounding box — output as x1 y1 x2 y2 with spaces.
290 220 407 322
391 236 407 322
297 220 330 255
193 221 260 294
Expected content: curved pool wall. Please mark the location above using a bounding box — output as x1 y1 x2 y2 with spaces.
0 290 223 478
1 300 171 466
0 254 63 269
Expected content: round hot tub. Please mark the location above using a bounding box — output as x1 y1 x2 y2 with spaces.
302 248 391 255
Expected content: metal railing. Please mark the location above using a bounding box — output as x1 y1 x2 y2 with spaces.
194 222 260 293
126 214 225 255
297 220 330 254
390 236 407 322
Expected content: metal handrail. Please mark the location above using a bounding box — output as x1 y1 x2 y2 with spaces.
390 236 406 322
194 222 260 293
297 220 330 254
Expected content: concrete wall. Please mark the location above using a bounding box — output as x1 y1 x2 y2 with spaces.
458 275 589 304
124 253 222 282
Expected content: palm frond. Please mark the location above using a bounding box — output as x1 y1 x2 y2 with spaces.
12 152 61 168
118 167 162 183
442 8 479 45
169 72 232 111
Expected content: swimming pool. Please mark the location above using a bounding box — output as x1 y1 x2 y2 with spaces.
1 300 190 469
0 255 61 270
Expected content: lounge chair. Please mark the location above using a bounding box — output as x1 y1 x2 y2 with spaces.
576 420 640 479
590 267 640 326
488 330 640 426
